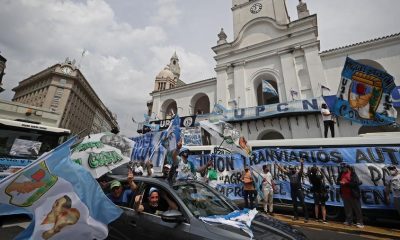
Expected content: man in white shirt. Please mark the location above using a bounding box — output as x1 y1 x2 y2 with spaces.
386 165 400 215
261 164 274 215
321 103 335 138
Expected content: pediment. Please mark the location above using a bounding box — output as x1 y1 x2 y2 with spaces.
234 18 288 49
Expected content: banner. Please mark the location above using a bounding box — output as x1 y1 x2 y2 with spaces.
333 57 397 126
131 115 181 168
218 98 322 122
0 158 34 180
188 145 400 210
0 138 122 240
391 86 400 107
182 127 203 146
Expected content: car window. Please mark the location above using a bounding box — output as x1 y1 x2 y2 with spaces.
139 184 180 216
173 182 234 217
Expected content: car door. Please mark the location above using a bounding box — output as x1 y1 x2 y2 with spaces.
136 183 200 240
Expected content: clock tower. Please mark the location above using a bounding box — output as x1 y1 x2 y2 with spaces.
232 0 289 39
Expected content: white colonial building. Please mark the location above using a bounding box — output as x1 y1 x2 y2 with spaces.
145 0 400 141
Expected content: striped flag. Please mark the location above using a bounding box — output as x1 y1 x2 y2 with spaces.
262 80 278 96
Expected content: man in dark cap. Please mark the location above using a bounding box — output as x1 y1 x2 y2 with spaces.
275 158 309 222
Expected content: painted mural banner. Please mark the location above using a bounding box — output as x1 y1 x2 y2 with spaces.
333 57 397 126
188 145 400 210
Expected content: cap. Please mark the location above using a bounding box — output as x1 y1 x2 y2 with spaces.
179 147 189 156
387 165 398 171
149 187 159 196
163 164 171 169
340 162 349 168
110 180 121 190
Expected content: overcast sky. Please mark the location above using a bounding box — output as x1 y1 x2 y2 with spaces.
1 0 400 137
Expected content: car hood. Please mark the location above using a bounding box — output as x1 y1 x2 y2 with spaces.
203 214 307 240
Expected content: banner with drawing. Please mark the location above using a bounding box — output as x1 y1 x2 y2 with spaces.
188 145 400 210
332 57 397 126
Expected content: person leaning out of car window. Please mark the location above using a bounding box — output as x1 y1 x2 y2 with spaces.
106 168 138 207
135 187 178 215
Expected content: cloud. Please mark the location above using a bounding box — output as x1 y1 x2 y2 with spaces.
152 0 182 26
0 0 213 137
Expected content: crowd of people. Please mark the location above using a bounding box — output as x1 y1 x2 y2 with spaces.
99 142 400 227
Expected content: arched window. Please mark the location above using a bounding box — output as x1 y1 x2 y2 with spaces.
191 93 210 115
258 130 284 140
256 80 279 106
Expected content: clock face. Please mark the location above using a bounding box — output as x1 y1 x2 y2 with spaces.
250 3 262 14
61 66 72 75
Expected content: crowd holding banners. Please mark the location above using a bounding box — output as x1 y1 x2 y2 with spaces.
187 147 400 212
0 137 122 240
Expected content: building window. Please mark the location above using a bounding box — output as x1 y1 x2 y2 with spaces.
256 80 279 106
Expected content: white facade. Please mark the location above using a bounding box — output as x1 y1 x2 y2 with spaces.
146 0 400 140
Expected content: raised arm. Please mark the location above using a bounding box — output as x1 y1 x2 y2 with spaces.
299 158 304 174
127 169 138 191
274 162 288 174
172 140 183 165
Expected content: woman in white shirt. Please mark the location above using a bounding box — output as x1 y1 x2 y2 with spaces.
321 103 335 138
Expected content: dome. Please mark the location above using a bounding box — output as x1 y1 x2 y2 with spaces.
156 66 175 79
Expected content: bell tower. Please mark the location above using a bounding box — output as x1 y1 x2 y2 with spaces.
231 0 289 39
169 51 180 79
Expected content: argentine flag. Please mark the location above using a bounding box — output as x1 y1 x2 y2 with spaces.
0 137 122 240
262 80 278 96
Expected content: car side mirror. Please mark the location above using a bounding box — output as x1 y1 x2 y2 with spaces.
161 210 185 223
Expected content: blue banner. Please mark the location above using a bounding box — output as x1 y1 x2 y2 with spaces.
391 86 400 107
333 57 397 126
188 145 400 210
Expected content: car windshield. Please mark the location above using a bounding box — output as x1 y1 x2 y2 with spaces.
173 182 234 218
0 128 65 158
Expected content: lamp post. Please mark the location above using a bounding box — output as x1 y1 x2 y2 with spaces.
0 54 6 93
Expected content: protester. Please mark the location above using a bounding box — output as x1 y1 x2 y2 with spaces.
205 161 218 187
337 163 364 228
136 187 178 215
321 103 335 138
261 164 274 215
143 160 154 177
134 161 144 176
241 166 256 209
386 165 400 215
308 166 328 223
275 159 309 222
171 140 205 181
162 164 171 178
106 169 137 206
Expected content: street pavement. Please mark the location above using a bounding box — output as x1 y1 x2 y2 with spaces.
271 213 400 240
2 213 399 240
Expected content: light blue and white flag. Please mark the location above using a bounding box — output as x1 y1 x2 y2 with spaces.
161 115 181 152
0 138 122 240
332 57 397 126
131 115 181 168
200 208 258 239
262 80 278 96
